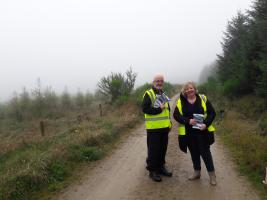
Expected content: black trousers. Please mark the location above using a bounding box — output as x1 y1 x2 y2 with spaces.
187 133 215 172
146 129 169 172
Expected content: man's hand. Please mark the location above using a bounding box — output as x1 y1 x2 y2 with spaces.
160 103 165 110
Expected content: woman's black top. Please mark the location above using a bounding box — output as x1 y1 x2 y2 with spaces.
173 93 216 136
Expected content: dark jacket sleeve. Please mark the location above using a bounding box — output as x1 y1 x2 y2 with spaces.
203 99 216 127
173 106 190 124
142 93 163 115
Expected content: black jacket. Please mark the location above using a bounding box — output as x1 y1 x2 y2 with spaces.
173 93 216 152
142 87 170 133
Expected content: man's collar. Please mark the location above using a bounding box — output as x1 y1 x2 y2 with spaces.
152 86 163 94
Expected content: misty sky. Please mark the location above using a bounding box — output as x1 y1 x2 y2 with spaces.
0 0 252 101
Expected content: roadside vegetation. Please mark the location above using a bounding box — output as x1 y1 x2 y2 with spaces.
198 0 267 197
0 68 177 200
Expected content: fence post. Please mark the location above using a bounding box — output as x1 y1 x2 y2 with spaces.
40 121 45 136
99 104 102 117
263 167 267 185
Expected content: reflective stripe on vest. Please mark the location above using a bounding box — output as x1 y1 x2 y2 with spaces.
144 89 171 130
176 94 215 135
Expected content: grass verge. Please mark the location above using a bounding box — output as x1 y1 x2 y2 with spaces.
217 110 267 199
0 103 142 200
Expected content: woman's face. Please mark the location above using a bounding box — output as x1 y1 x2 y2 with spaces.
185 84 196 98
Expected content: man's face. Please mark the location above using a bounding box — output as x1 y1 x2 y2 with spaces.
153 77 164 90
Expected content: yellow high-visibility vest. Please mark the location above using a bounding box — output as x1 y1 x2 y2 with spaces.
143 89 171 130
176 94 215 135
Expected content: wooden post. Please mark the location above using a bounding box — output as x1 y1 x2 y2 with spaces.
40 121 45 136
77 115 82 123
99 104 102 117
263 167 267 185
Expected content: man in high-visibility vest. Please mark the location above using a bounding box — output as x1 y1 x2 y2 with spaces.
142 74 172 182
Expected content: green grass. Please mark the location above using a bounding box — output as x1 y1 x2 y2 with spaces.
218 110 267 199
69 145 104 162
0 102 142 200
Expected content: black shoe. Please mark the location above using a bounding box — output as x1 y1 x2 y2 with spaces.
159 167 173 177
149 171 162 182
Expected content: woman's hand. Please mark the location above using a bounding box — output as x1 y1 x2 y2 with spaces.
199 124 207 131
189 119 197 125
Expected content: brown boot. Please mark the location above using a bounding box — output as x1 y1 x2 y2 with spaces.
208 171 217 186
188 170 201 180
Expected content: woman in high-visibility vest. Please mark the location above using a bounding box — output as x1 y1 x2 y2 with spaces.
173 81 217 186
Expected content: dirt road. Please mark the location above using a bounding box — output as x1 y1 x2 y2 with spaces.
58 96 261 200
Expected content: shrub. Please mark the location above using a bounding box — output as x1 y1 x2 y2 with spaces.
69 145 104 162
97 68 137 103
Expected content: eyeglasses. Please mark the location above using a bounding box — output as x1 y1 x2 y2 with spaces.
155 80 164 83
